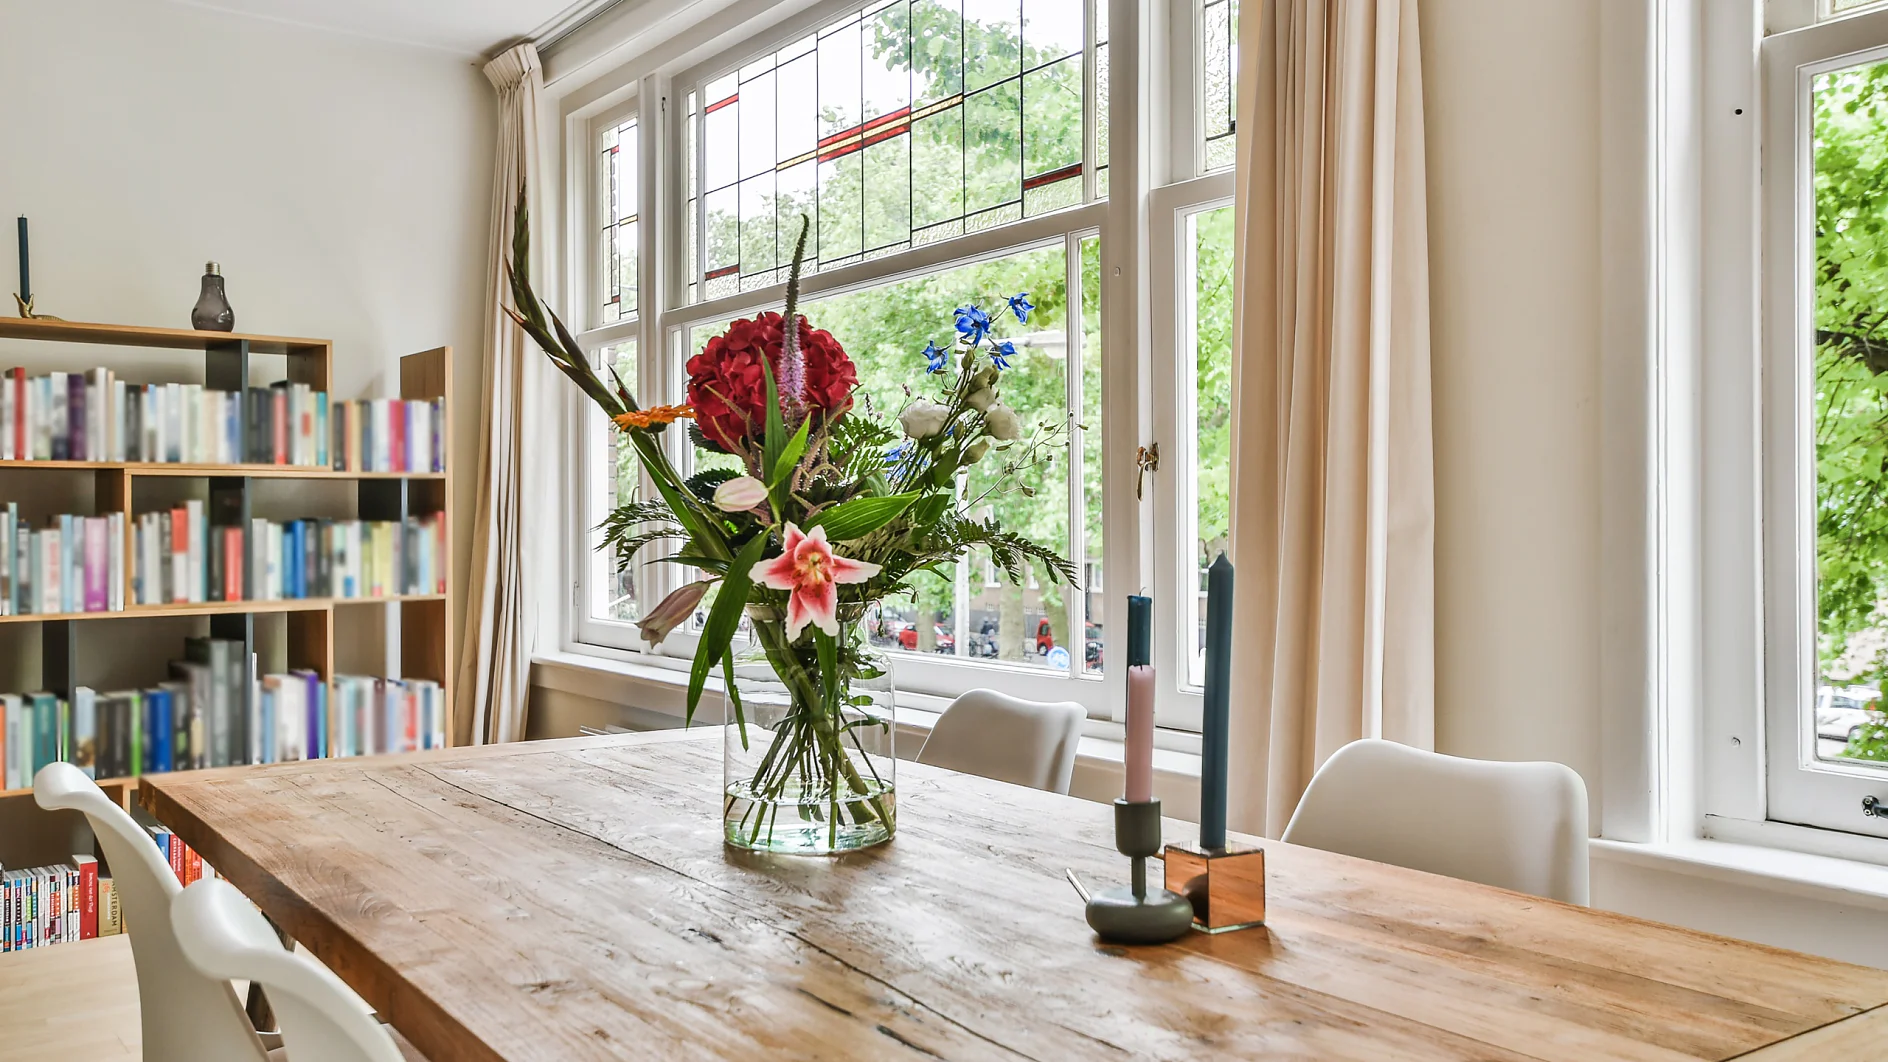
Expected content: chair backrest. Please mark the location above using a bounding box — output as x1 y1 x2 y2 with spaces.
1279 739 1590 905
916 689 1086 794
172 879 404 1062
33 763 266 1062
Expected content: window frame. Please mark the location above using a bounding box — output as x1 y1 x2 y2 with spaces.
558 0 1235 731
1757 8 1888 839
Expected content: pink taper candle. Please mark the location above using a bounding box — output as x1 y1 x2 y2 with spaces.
1125 664 1155 802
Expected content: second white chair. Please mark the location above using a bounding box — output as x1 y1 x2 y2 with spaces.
172 878 407 1062
916 689 1086 794
34 762 268 1062
1279 738 1590 905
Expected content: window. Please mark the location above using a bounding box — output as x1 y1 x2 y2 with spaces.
572 103 650 647
564 0 1239 727
1761 8 1888 836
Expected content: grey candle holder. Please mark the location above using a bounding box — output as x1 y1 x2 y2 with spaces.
1082 799 1193 945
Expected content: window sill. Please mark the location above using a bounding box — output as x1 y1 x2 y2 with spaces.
1591 836 1888 914
530 649 1204 813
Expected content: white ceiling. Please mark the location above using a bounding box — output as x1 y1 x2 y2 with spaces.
170 0 614 57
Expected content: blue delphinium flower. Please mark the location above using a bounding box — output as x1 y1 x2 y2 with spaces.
990 339 1017 371
921 340 948 373
884 444 906 466
1007 292 1034 324
955 304 991 346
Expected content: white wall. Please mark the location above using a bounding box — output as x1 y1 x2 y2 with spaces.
1421 0 1604 818
0 0 494 704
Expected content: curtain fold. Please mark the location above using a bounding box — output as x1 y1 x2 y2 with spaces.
1224 0 1435 837
458 42 544 745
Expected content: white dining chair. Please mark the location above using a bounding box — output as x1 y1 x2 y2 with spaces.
916 689 1086 794
173 879 408 1062
1279 738 1590 905
33 762 269 1062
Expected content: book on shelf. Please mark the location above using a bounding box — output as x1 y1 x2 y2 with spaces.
329 398 443 474
2 655 443 784
129 510 445 605
0 368 338 466
0 846 204 952
0 503 125 615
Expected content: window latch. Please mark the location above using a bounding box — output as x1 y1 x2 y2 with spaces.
1862 795 1888 819
1136 443 1160 500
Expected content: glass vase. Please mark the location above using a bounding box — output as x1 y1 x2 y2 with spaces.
723 607 896 854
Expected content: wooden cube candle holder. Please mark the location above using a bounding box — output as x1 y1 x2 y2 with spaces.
1162 842 1266 933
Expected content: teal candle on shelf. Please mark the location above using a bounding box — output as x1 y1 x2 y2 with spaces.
16 216 30 304
1199 552 1234 850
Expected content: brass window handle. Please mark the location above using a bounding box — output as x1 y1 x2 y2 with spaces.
1136 443 1160 500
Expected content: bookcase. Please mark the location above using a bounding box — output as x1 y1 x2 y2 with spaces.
0 317 455 830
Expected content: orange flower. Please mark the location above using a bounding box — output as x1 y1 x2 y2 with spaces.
613 405 694 432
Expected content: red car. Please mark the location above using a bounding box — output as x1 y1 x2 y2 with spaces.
1036 619 1055 654
897 623 956 653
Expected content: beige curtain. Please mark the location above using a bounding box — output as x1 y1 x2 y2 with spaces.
458 42 544 745
1224 0 1435 837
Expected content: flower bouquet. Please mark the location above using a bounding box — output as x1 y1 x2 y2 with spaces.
508 201 1075 853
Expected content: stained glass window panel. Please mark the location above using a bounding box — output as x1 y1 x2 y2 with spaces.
964 0 1022 93
597 116 639 324
1202 0 1237 172
913 0 964 102
864 136 914 251
1023 0 1082 63
692 0 1100 296
1022 54 1082 217
965 79 1022 214
739 69 777 181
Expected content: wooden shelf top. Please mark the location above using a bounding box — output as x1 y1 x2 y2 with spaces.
0 595 446 625
0 317 329 355
0 460 442 480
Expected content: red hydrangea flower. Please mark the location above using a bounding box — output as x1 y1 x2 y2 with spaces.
685 312 858 451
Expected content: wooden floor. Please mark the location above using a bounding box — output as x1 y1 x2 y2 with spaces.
0 936 140 1061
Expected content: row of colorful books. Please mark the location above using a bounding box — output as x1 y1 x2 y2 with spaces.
1 831 212 952
1 668 448 788
0 369 331 466
131 510 446 604
0 369 445 473
330 398 445 473
0 505 124 615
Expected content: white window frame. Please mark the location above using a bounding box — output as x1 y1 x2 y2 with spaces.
555 0 1237 732
1756 7 1888 840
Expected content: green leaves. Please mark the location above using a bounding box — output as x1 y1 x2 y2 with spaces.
769 417 812 512
687 532 772 725
809 492 920 542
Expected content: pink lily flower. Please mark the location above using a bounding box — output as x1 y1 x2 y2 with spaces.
750 523 882 640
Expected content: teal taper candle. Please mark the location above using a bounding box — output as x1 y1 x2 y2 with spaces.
1127 594 1151 667
1199 552 1234 850
16 217 29 304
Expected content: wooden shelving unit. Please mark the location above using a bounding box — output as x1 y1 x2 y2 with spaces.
0 321 456 817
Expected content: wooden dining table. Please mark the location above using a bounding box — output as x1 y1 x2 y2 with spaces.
140 729 1888 1061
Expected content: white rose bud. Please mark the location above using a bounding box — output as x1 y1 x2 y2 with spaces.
899 400 952 439
963 439 991 465
965 386 998 412
713 476 770 511
984 402 1023 441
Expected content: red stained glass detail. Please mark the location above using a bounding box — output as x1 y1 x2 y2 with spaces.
705 264 740 280
1022 162 1083 191
705 93 739 114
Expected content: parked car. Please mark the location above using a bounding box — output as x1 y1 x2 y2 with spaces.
1816 684 1883 743
1036 619 1055 655
897 623 956 653
1084 623 1104 669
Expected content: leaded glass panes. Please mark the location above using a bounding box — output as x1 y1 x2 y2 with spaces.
693 0 1097 295
597 116 639 324
1202 0 1237 172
